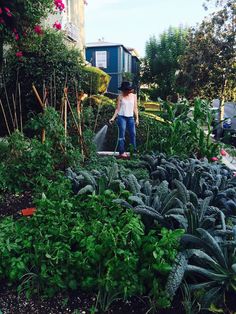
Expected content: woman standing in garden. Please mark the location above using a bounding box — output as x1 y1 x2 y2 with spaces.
109 81 139 158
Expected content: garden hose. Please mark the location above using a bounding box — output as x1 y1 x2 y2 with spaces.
113 121 119 155
108 119 119 155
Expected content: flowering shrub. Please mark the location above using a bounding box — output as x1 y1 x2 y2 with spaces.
54 0 65 12
0 29 84 135
53 21 62 30
15 51 23 58
0 0 65 60
34 25 43 35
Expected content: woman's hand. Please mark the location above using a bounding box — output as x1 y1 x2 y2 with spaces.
109 118 115 124
135 118 139 126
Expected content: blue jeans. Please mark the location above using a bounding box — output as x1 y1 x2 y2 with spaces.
117 115 136 154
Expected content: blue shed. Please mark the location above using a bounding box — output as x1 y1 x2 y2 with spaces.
85 41 140 95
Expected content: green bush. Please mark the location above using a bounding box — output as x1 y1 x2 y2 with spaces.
81 66 111 95
0 108 82 193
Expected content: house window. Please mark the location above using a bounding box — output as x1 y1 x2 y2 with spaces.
124 53 129 72
95 51 107 68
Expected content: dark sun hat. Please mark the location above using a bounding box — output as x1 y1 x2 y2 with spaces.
118 81 134 91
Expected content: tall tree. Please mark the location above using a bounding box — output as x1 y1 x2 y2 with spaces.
178 0 235 137
178 0 235 100
142 26 189 100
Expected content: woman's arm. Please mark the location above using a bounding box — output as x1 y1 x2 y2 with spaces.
133 94 139 126
109 95 121 123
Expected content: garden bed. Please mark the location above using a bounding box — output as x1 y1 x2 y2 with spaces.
0 281 184 314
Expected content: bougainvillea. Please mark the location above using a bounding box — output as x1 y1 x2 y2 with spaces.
54 0 65 12
34 25 44 35
53 21 62 30
0 0 65 61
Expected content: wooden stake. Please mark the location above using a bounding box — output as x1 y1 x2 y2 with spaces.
43 86 48 108
3 81 15 129
32 84 44 109
0 99 11 135
60 95 64 120
93 101 101 133
50 76 53 108
18 83 23 133
67 98 79 129
53 70 57 108
43 80 46 105
76 89 86 159
32 84 46 143
64 87 68 139
12 94 19 130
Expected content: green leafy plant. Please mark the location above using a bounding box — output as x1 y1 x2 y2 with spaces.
0 107 82 193
66 163 125 195
139 227 184 310
0 180 182 312
166 227 236 311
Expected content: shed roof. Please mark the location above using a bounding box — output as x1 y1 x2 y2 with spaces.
86 41 123 47
86 41 138 55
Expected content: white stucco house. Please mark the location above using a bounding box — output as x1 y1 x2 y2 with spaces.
45 0 86 55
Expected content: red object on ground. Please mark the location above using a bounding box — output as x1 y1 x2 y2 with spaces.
220 149 227 156
21 207 36 216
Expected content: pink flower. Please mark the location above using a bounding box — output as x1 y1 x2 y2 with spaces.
0 17 4 24
211 157 219 162
53 21 62 30
34 25 43 35
16 51 23 58
15 33 19 41
4 7 12 17
0 8 2 14
220 149 227 156
54 0 65 11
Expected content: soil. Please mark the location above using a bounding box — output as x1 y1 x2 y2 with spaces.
0 191 33 218
0 281 184 314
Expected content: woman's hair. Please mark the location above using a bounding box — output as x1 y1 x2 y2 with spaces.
122 89 133 96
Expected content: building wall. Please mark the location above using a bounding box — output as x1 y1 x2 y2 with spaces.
69 0 85 53
86 44 139 95
45 0 85 55
86 46 120 94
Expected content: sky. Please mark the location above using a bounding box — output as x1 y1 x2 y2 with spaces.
84 0 214 57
